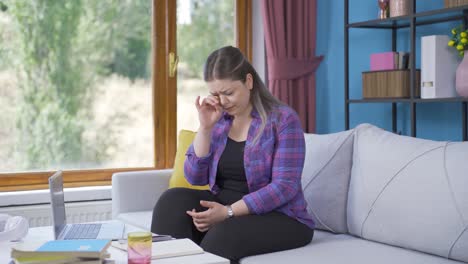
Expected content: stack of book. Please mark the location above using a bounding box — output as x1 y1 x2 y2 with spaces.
10 239 114 264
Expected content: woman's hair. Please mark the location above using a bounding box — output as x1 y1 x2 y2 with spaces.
203 46 283 144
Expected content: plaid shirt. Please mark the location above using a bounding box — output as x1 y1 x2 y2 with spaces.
184 105 314 229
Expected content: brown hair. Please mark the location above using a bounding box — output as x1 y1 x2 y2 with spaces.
203 46 283 144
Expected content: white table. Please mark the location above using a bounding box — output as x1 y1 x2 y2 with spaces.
0 223 229 264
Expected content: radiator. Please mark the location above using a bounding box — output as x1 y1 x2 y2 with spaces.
0 200 112 227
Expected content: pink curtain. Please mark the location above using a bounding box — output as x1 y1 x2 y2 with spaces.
261 0 323 133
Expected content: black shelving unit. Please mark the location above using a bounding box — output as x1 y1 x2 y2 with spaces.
344 0 468 141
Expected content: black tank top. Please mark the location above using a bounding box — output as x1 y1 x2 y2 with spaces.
215 137 249 204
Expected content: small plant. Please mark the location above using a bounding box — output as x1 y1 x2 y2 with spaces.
448 25 468 57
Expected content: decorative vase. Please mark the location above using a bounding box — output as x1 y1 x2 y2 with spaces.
390 0 410 17
456 53 468 97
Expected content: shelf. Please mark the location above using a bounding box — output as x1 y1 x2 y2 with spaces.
347 5 468 29
413 97 468 103
348 98 412 103
344 1 468 140
348 97 468 104
347 16 411 29
415 6 468 26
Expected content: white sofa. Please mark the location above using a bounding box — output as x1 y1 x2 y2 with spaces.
112 123 468 264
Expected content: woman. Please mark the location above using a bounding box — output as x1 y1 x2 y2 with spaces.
151 46 314 263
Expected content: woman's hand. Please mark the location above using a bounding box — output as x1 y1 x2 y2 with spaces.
186 200 228 232
195 95 223 131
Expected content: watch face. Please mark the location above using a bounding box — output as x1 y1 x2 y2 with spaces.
227 206 234 218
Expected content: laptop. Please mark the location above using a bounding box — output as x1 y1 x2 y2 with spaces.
48 171 125 240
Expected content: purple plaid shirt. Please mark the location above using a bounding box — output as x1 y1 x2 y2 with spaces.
184 105 314 229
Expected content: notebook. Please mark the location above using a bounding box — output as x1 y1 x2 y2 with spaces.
48 171 125 240
111 238 204 259
370 52 397 71
11 239 111 259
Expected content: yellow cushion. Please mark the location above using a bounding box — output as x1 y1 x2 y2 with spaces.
169 130 210 190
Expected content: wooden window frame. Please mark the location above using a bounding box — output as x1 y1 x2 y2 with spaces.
0 0 252 192
236 0 252 62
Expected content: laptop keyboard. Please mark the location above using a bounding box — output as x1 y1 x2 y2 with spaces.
64 223 102 239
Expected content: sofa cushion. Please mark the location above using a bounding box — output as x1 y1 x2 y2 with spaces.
301 130 354 233
169 130 209 190
347 123 468 263
240 230 463 264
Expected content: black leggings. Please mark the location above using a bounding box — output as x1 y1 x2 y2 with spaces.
151 188 314 263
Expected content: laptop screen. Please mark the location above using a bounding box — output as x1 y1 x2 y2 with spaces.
48 171 67 239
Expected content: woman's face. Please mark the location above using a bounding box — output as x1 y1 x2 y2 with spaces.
207 74 253 117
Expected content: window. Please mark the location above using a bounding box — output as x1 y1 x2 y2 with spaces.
0 0 154 174
176 0 235 133
0 0 251 191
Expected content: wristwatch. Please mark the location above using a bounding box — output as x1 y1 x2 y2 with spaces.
226 205 234 218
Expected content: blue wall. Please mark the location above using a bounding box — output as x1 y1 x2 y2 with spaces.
316 0 465 141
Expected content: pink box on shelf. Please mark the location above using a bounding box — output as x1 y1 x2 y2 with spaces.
370 52 397 71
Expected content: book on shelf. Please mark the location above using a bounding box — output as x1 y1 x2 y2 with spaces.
111 238 204 259
398 52 409 69
370 51 409 71
370 52 395 71
10 239 112 264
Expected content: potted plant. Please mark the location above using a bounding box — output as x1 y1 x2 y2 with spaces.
448 25 468 97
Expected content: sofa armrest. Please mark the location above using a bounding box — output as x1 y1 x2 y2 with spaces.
112 169 172 219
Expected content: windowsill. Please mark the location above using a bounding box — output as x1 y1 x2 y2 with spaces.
0 186 112 207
